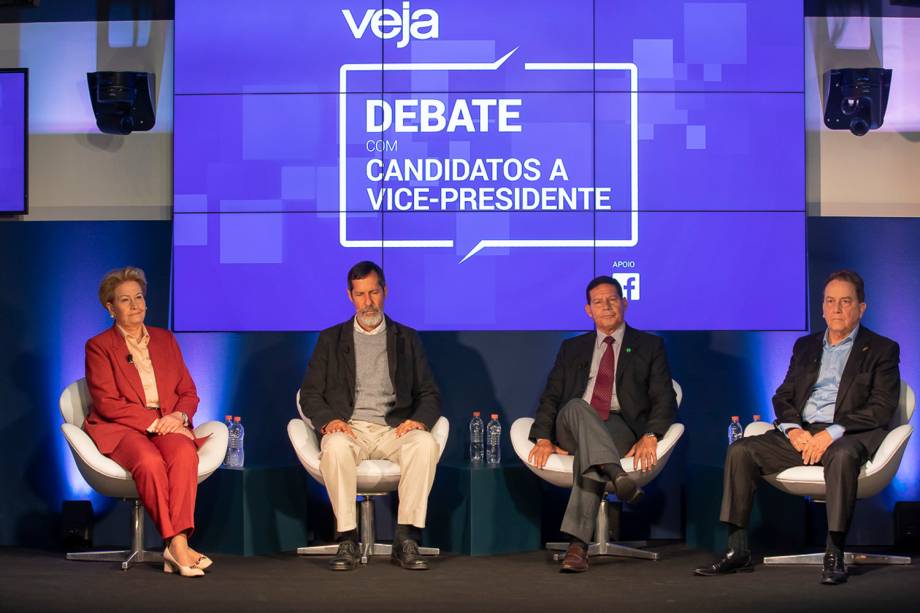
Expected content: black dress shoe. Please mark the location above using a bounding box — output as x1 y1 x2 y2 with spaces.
391 539 429 570
821 551 847 585
693 549 754 576
613 473 644 505
329 540 360 571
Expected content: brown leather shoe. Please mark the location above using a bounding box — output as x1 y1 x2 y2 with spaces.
560 542 589 573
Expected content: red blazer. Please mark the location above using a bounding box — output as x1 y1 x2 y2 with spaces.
84 326 200 455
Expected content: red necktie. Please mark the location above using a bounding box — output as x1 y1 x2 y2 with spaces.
590 336 615 421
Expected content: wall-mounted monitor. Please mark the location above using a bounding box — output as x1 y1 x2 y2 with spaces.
0 68 28 216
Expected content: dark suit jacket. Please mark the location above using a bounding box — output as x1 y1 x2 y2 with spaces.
84 326 200 455
772 325 900 454
299 316 441 435
529 325 677 443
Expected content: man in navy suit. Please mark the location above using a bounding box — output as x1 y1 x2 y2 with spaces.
528 275 678 572
695 270 900 585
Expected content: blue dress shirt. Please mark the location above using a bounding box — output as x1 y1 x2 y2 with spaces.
779 325 860 442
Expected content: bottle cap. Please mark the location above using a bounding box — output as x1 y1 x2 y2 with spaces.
731 416 740 421
490 413 498 420
473 411 481 417
233 416 241 422
753 415 761 421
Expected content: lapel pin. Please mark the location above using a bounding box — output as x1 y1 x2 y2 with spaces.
626 347 632 353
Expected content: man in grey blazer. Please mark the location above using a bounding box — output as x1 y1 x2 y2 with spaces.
300 261 441 571
529 275 678 573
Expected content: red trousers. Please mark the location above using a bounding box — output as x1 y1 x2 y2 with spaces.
107 431 199 540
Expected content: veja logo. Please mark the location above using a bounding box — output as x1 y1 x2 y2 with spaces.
612 273 640 301
342 1 439 48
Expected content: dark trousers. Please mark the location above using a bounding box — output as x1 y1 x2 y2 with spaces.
719 425 872 535
554 399 637 544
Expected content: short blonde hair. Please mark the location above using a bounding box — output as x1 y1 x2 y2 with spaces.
98 266 148 307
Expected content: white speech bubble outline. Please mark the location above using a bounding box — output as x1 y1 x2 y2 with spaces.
338 54 639 261
338 49 517 249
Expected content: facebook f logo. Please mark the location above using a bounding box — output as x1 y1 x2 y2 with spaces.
612 273 640 301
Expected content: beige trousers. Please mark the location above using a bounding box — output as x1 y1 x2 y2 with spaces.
319 420 440 532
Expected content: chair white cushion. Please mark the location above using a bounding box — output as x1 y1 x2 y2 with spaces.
287 414 450 495
59 379 229 500
194 420 232 480
742 382 915 501
510 417 685 489
509 380 684 490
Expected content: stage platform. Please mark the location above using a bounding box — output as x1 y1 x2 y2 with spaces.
1 544 917 612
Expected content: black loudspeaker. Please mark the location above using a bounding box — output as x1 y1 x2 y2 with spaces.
61 500 94 549
894 502 920 552
86 71 156 135
822 67 892 136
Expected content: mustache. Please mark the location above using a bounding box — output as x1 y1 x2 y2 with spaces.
358 307 383 322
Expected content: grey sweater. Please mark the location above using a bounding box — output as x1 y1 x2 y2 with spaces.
351 328 396 425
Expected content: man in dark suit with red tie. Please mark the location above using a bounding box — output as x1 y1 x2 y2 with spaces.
695 270 900 585
528 276 678 573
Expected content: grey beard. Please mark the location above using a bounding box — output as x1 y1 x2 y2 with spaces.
357 310 383 329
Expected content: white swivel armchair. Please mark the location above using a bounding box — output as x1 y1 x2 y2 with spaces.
59 378 228 570
511 381 684 561
743 381 914 567
288 391 450 563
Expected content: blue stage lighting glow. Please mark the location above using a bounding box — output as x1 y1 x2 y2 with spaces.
44 235 122 506
746 331 804 424
175 333 243 427
865 262 919 501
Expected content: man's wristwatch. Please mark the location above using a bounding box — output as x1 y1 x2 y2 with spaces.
643 432 659 440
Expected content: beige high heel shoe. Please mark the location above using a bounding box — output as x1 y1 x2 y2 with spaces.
193 554 213 571
163 545 205 577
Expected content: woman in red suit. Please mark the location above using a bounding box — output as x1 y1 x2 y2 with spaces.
84 266 211 578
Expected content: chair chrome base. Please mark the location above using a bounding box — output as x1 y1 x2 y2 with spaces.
66 548 164 570
548 541 659 561
66 500 163 571
548 497 660 562
296 494 440 565
764 552 911 566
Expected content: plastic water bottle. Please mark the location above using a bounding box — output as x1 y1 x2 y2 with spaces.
486 413 501 465
222 415 233 467
469 411 484 464
227 416 245 469
728 415 743 446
